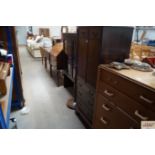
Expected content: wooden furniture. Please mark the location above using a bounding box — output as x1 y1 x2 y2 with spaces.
40 43 65 85
52 36 62 45
62 33 77 96
0 67 13 128
93 65 155 129
130 43 155 60
40 46 52 69
39 28 50 37
76 26 133 127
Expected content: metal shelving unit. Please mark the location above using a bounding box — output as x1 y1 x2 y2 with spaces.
0 66 14 128
0 26 24 128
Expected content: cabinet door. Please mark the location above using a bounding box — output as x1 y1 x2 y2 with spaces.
101 27 133 63
77 27 89 80
86 27 102 87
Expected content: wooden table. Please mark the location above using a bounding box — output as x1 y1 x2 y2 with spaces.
40 46 52 70
40 43 64 85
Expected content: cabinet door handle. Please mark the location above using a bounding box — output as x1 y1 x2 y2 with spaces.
102 104 110 111
104 90 114 97
139 95 153 104
100 117 108 125
134 110 148 120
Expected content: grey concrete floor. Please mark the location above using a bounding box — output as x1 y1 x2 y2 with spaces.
10 46 84 129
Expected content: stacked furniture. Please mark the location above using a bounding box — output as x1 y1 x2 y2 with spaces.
76 26 133 127
93 65 155 129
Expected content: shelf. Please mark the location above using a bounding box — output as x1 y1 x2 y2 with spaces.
0 67 13 128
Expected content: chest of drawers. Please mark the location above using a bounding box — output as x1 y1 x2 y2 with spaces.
93 65 155 129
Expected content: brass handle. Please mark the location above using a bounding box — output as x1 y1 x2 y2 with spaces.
140 95 153 104
134 110 148 120
104 90 114 97
100 117 108 125
102 104 110 111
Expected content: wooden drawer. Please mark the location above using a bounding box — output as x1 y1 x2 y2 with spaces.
100 69 155 112
98 81 155 123
93 93 139 129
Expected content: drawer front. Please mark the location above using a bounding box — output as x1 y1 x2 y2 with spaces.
100 69 155 111
93 93 139 129
98 81 155 123
89 27 102 40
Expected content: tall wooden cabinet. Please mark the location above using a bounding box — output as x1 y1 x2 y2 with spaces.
76 26 133 127
63 33 77 97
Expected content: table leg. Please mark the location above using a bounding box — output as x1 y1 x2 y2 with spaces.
45 57 47 69
49 54 52 76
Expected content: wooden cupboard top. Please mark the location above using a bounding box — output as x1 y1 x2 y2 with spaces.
100 65 155 90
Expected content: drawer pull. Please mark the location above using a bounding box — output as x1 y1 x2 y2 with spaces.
100 117 108 125
139 95 153 104
104 90 114 97
134 110 148 120
102 104 110 111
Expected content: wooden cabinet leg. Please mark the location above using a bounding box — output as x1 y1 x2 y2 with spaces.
45 57 47 69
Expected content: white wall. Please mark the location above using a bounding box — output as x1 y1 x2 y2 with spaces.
32 26 61 37
16 26 27 45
